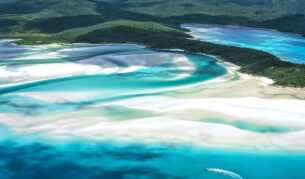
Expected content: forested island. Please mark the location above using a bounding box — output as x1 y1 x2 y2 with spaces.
0 0 305 87
1 1 305 178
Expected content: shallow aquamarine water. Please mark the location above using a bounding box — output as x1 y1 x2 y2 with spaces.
0 41 226 115
182 24 305 64
1 40 305 179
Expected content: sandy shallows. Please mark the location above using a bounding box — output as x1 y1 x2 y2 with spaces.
0 69 304 153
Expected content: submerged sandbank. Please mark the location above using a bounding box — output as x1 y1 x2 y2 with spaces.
0 68 304 153
0 41 304 154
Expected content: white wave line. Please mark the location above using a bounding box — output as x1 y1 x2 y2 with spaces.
206 168 243 179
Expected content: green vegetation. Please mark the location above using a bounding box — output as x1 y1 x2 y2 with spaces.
0 0 304 87
0 33 66 45
69 24 305 87
121 0 305 16
54 20 188 43
1 0 305 36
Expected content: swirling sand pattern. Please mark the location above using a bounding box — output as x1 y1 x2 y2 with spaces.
0 41 226 114
0 40 305 179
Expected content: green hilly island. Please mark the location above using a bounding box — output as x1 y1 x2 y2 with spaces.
0 1 305 179
0 0 305 87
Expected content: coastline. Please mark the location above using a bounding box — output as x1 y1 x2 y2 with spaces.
1 1 305 177
161 47 305 91
2 23 305 88
0 38 304 154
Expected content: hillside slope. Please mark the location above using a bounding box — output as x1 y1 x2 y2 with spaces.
0 0 305 36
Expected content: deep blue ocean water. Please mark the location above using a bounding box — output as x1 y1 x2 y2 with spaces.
182 24 305 64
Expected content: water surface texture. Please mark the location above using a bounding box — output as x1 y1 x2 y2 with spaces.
1 40 305 179
182 24 305 64
0 125 305 179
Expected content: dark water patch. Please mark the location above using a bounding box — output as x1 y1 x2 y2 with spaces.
0 100 42 115
0 92 159 116
0 124 304 179
0 92 160 116
0 95 78 116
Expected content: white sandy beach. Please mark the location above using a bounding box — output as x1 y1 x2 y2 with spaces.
0 67 304 153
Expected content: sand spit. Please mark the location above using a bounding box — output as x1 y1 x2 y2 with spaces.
1 109 305 152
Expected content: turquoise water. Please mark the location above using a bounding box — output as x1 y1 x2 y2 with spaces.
0 125 305 179
1 41 305 178
0 42 226 115
0 53 224 94
182 24 305 64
